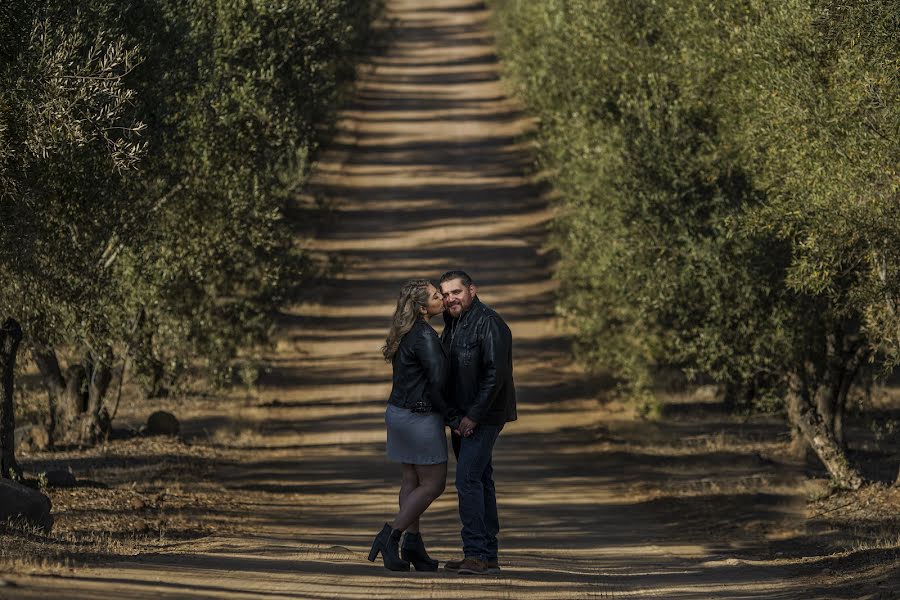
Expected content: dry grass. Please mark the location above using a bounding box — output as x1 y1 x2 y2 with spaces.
3 429 235 574
0 517 152 574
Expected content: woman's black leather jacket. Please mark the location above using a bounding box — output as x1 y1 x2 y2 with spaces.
388 319 459 427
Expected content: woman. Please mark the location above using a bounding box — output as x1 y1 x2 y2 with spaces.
368 279 459 571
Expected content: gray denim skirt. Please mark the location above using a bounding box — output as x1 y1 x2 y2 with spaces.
385 403 448 465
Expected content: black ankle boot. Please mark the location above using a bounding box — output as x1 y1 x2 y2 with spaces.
401 531 439 571
368 523 409 571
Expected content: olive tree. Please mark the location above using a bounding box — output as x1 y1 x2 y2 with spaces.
722 0 900 487
0 0 147 459
2 0 380 456
111 0 378 395
491 0 899 488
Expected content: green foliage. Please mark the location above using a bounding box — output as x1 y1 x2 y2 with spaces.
1 1 379 396
729 1 900 361
114 0 380 389
0 1 147 348
490 0 900 410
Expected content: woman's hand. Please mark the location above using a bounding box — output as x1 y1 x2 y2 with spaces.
458 416 477 437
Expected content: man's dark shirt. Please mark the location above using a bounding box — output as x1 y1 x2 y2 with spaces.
441 296 517 426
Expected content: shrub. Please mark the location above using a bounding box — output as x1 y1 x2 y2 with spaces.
490 0 899 488
0 0 380 451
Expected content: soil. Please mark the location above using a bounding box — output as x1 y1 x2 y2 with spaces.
2 0 899 598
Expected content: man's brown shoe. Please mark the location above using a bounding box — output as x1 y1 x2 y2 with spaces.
486 560 501 574
443 558 464 572
457 558 489 575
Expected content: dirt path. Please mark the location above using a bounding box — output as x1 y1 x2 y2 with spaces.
9 1 825 598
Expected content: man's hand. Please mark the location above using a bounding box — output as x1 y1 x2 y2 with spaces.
458 416 477 437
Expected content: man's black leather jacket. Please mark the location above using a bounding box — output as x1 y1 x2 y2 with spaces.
388 319 458 425
441 297 517 426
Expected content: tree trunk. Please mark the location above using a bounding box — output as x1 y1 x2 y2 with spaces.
787 426 809 460
832 346 863 449
32 345 65 445
788 373 863 490
832 373 852 449
0 319 23 479
131 307 167 398
80 346 113 444
86 346 112 415
31 345 114 448
61 363 87 426
815 385 835 443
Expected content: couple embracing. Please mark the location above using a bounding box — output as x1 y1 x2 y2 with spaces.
368 270 516 575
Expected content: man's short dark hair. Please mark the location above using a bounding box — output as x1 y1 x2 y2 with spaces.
439 270 474 287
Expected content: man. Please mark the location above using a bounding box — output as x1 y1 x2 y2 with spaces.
438 270 516 575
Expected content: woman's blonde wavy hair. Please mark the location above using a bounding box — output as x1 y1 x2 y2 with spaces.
382 279 433 361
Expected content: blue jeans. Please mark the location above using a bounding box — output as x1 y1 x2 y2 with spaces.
452 424 502 561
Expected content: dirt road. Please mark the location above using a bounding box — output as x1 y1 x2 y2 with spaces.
9 1 824 598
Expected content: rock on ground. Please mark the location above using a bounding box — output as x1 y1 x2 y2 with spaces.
145 411 180 436
0 478 53 533
43 468 77 488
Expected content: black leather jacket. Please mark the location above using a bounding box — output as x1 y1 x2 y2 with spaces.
388 319 458 426
441 297 517 426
